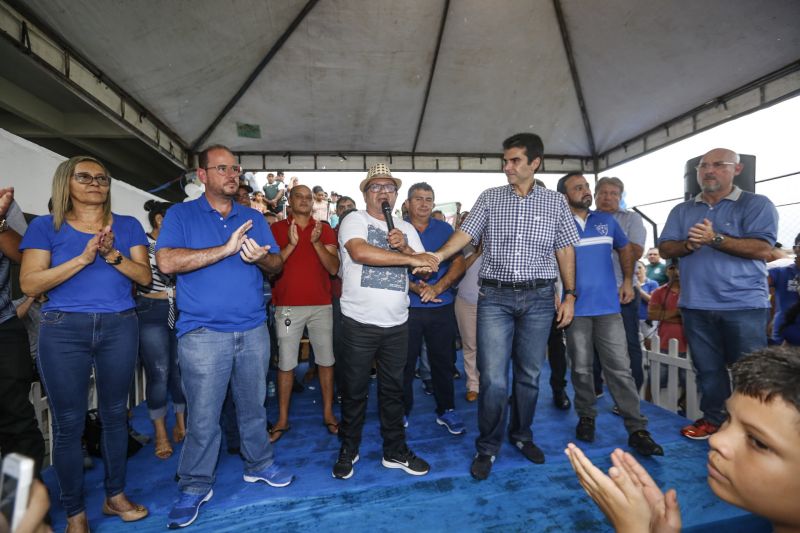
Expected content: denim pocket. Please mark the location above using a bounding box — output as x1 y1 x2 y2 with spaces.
118 308 137 319
40 311 65 325
135 296 154 314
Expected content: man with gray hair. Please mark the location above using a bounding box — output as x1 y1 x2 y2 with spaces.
660 148 778 440
594 176 647 393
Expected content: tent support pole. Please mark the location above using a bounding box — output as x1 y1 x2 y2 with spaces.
412 0 450 154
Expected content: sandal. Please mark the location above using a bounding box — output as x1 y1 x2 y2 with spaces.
269 425 290 443
102 498 149 522
324 421 339 435
155 437 173 459
172 425 186 443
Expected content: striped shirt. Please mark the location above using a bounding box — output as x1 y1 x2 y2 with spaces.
136 234 173 295
460 184 579 281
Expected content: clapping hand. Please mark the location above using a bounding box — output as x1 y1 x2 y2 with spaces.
240 237 271 263
0 187 14 218
97 225 115 257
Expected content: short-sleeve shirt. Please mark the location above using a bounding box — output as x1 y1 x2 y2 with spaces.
1 201 27 324
611 209 646 288
338 210 424 327
768 264 799 343
20 214 148 313
646 262 668 285
659 187 777 310
155 195 279 337
459 185 579 281
271 217 337 306
572 211 629 317
408 218 457 308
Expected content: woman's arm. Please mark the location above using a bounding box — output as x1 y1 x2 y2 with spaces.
20 236 99 296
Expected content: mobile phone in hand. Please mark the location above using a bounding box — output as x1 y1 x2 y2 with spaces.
1 453 34 532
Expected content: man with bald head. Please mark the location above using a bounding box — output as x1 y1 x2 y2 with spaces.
659 148 778 441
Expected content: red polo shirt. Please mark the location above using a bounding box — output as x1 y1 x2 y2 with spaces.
271 217 337 306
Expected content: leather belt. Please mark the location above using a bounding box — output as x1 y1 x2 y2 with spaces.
479 278 555 290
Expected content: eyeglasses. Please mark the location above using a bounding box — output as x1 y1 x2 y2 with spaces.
695 161 736 171
367 183 398 193
74 172 111 186
204 164 243 176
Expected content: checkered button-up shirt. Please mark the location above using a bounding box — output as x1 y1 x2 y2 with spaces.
460 184 579 281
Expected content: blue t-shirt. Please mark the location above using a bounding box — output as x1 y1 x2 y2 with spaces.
408 218 456 308
572 211 629 317
19 214 148 313
769 264 799 342
155 195 279 337
639 278 659 320
659 188 777 310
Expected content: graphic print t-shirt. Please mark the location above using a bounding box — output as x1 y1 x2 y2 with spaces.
338 210 424 327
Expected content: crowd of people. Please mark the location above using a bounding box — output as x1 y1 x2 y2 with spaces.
1 134 798 532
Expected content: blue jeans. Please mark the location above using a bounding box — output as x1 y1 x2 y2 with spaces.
38 309 139 517
681 308 768 425
176 324 274 495
135 296 185 420
475 284 554 456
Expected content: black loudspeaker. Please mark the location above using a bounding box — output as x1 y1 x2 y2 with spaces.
684 154 756 201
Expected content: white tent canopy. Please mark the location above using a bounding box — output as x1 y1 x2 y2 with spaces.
0 0 798 197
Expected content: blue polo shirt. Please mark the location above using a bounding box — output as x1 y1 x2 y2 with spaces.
408 218 456 308
572 211 629 317
769 264 799 342
659 187 777 310
155 195 279 337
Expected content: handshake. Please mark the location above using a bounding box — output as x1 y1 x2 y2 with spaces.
409 251 440 275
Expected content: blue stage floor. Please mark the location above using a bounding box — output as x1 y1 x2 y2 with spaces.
43 361 771 532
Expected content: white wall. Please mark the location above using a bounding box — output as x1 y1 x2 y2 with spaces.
0 128 163 230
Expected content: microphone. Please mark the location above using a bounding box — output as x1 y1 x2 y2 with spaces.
381 201 395 231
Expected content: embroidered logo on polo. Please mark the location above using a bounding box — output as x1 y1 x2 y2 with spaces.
361 225 406 292
594 223 609 236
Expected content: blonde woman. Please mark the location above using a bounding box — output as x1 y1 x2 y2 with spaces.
20 156 152 532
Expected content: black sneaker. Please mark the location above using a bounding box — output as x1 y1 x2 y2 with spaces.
332 448 360 480
628 430 664 457
553 389 571 410
422 379 434 395
511 439 545 464
576 417 595 443
470 453 495 480
381 447 430 476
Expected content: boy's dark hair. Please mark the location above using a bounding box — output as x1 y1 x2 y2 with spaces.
731 346 800 415
502 133 544 165
143 199 173 229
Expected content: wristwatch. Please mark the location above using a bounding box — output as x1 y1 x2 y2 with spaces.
563 289 578 299
104 249 123 265
0 218 8 233
711 233 726 247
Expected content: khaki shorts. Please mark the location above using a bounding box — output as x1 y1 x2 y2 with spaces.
274 305 334 371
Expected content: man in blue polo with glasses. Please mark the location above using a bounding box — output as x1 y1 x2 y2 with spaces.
156 144 292 528
432 133 580 480
660 147 778 442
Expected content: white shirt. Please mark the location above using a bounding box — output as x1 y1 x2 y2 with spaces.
338 210 424 327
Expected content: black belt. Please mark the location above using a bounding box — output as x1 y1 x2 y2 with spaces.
479 278 554 290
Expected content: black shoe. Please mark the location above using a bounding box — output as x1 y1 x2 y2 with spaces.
414 367 421 379
370 367 377 379
381 447 430 476
470 453 495 480
332 448 360 480
576 417 595 443
422 379 434 395
628 430 664 457
292 378 304 393
511 439 545 464
553 389 571 410
452 369 461 379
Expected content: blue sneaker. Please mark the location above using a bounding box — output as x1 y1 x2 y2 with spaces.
167 489 213 529
243 462 294 487
436 409 466 435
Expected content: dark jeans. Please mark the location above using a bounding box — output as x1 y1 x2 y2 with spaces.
38 309 139 517
404 304 457 416
338 315 407 456
547 318 568 392
476 284 554 456
136 296 184 419
0 317 45 476
682 308 768 425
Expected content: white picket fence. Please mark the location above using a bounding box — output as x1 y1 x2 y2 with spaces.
642 335 702 421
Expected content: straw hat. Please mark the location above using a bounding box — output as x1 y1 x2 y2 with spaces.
358 163 402 192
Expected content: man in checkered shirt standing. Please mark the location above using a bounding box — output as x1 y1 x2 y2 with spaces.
433 133 580 480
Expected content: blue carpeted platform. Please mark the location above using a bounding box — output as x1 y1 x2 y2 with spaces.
43 360 771 532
